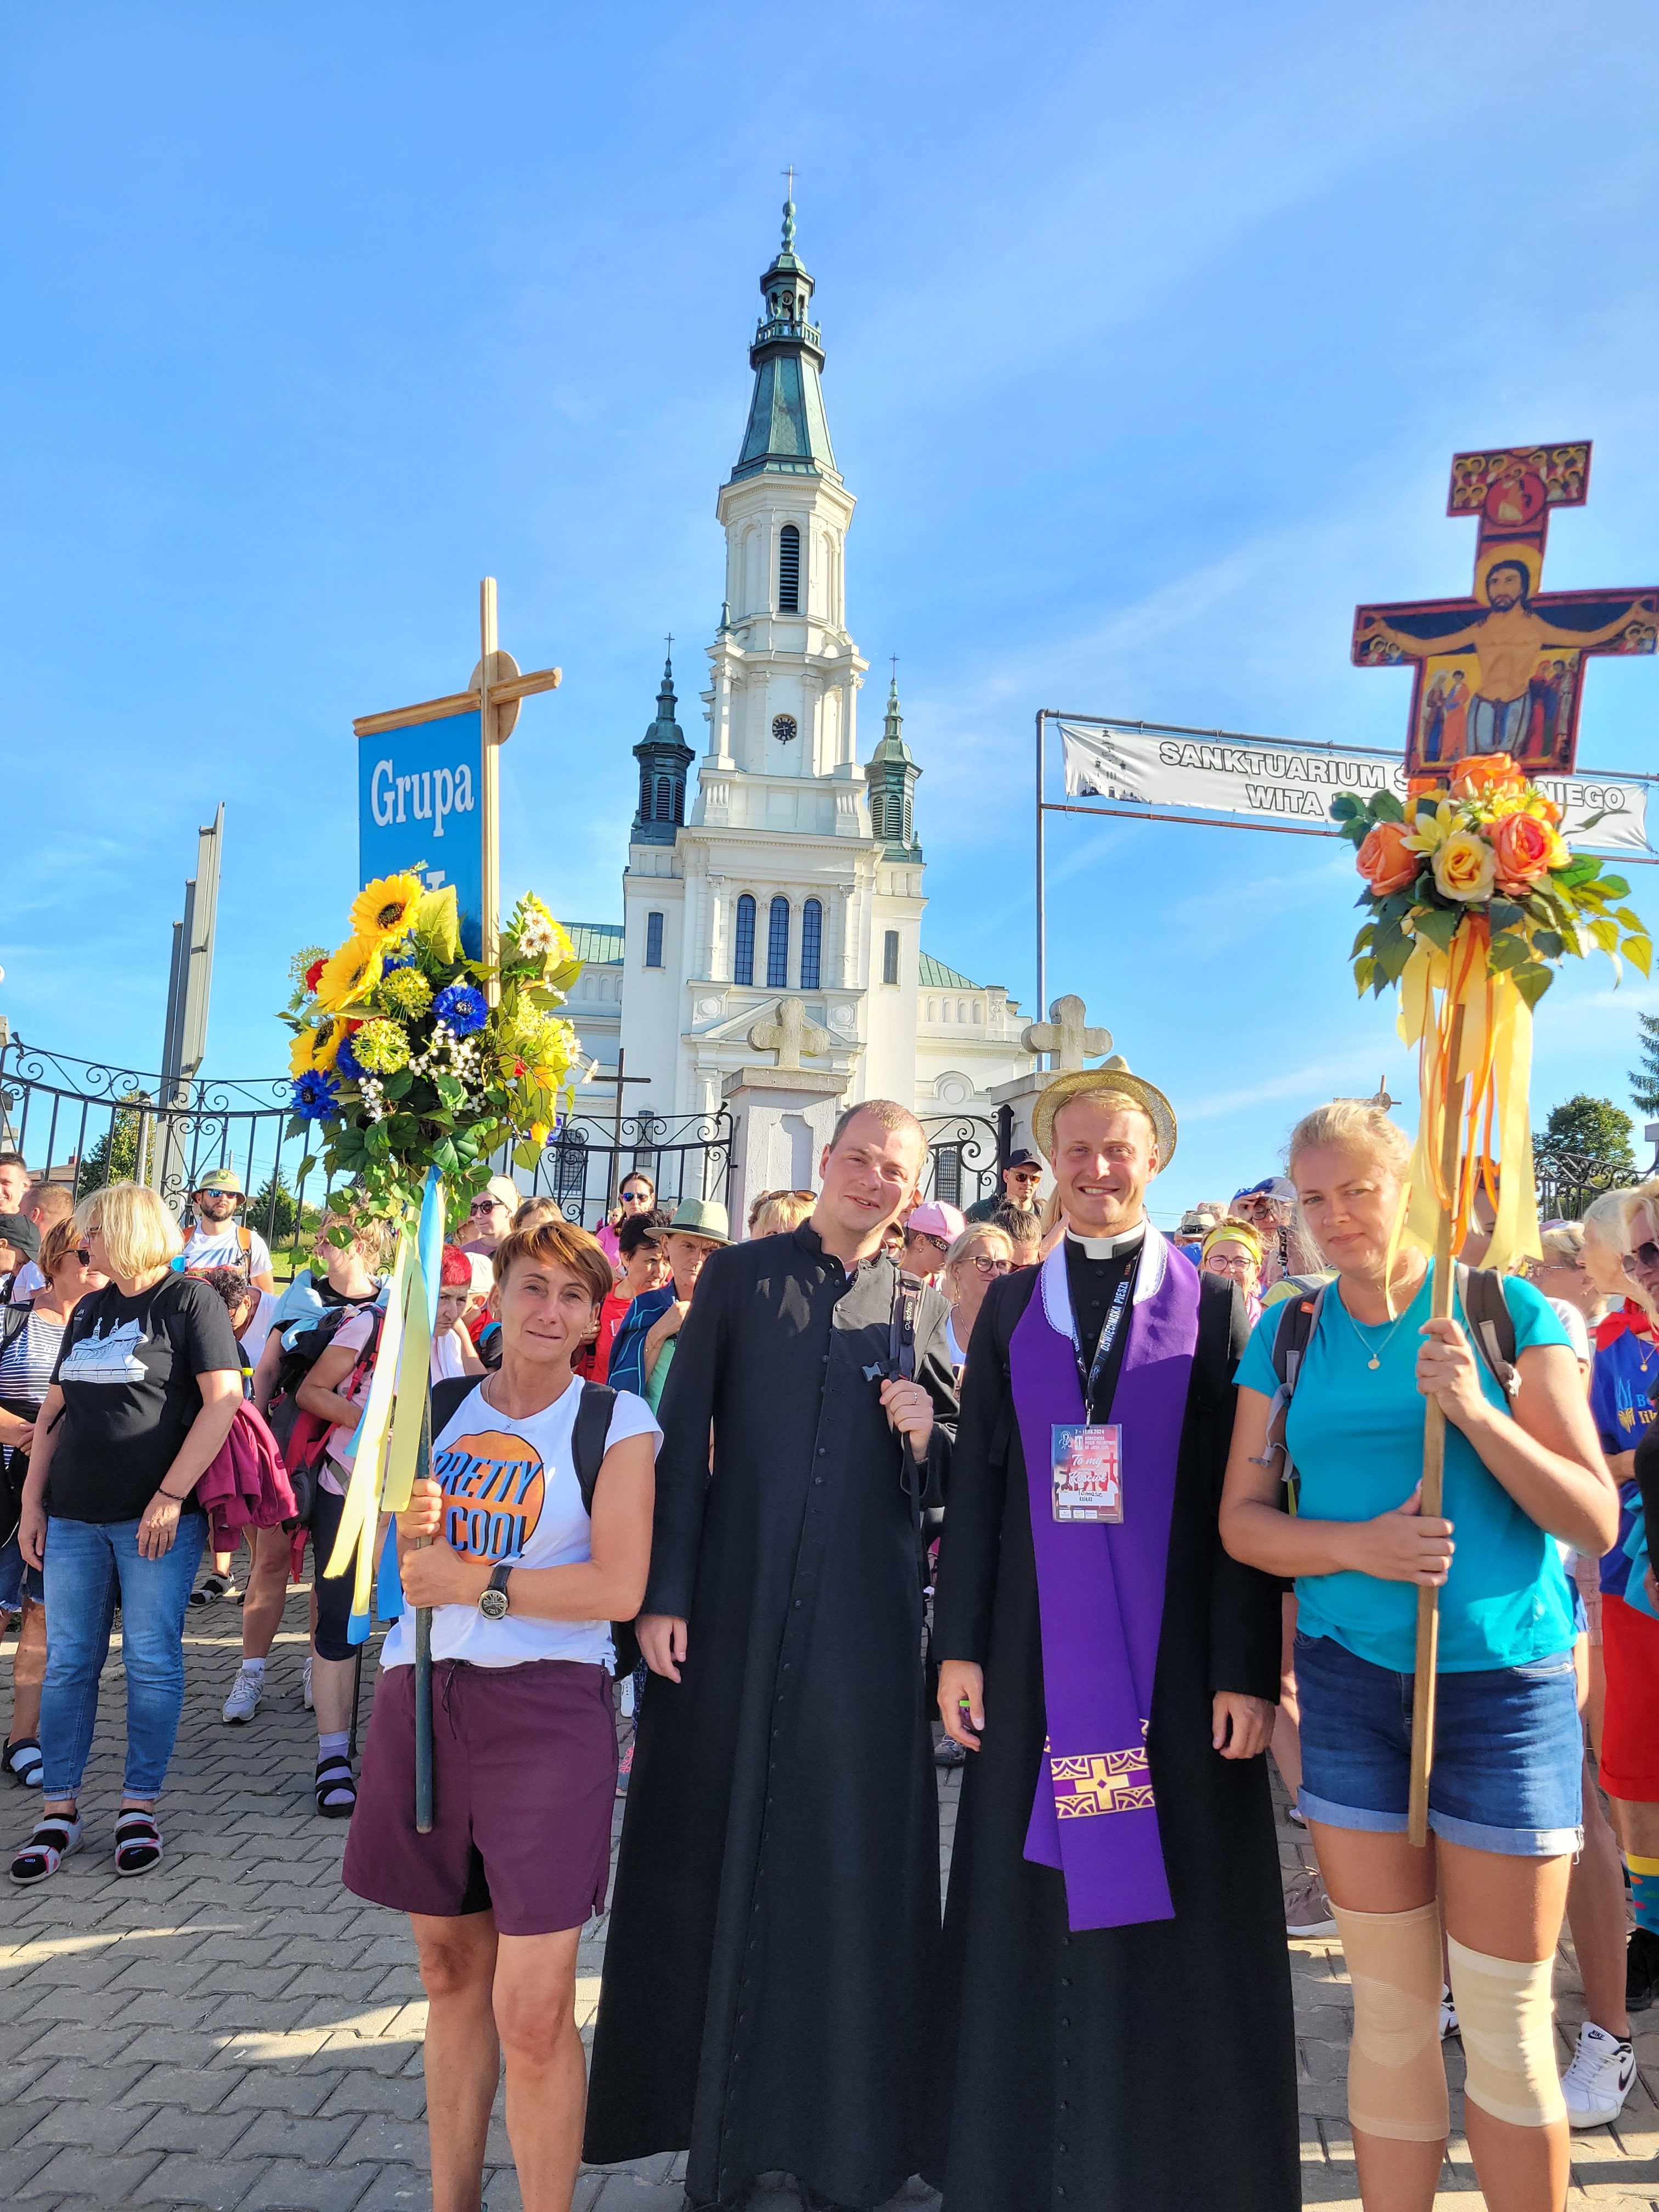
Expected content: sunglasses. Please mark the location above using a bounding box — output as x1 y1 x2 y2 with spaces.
619 1189 653 1205
76 1247 92 1265
909 1232 950 1254
1624 1242 1659 1271
469 1198 505 1215
1007 1169 1042 1184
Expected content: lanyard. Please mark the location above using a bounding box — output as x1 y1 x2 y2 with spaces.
1075 1271 1133 1423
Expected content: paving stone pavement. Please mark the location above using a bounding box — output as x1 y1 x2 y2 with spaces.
1 1584 1655 2210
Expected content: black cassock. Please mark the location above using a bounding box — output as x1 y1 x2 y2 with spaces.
927 1255 1300 2212
584 1224 957 2209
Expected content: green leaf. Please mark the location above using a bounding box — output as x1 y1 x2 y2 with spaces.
1412 905 1458 953
1531 928 1565 958
432 1138 460 1173
1488 929 1530 969
1615 907 1646 932
1625 935 1654 979
1331 792 1364 821
512 1140 542 1171
1369 788 1406 824
1351 922 1376 956
1512 963 1554 1008
294 1154 317 1183
1488 898 1523 932
1599 874 1632 900
1558 855 1602 889
382 1069 413 1099
1590 916 1621 952
1353 956 1377 995
434 1074 466 1110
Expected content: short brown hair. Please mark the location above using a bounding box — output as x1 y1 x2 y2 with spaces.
492 1218 612 1307
512 1197 561 1231
828 1098 927 1158
25 1184 74 1228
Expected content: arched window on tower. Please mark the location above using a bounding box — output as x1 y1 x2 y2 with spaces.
734 895 756 987
800 899 822 992
654 774 672 820
778 524 800 613
768 896 791 989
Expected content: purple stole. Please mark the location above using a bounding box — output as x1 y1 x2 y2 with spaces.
1009 1228 1200 1931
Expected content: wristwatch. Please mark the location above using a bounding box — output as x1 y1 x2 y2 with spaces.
477 1563 513 1622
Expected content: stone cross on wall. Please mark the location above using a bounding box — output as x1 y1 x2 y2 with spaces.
1022 994 1113 1073
749 996 830 1069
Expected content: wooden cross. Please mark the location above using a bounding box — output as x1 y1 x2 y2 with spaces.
1352 444 1658 776
749 996 830 1069
353 579 562 989
1021 994 1113 1073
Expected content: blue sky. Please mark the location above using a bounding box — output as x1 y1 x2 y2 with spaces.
3 0 1658 1217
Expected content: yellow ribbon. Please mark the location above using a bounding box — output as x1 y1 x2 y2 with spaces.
1396 925 1541 1278
322 1224 433 1620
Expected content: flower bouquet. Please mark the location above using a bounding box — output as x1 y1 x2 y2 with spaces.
282 873 586 1224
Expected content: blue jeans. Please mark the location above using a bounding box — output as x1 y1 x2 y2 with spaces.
40 1513 206 1800
1295 1628 1583 1857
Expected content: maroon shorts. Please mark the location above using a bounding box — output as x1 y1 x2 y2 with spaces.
342 1656 615 1935
1600 1593 1659 1803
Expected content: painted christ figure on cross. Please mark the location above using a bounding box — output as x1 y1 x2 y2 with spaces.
1353 442 1659 777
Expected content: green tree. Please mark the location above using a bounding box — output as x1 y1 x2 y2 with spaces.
74 1100 151 1199
1631 1012 1659 1118
1537 1094 1637 1173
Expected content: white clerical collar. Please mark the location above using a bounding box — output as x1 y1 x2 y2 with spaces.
1065 1221 1148 1261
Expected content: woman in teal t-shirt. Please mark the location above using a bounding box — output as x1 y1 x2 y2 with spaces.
1220 1099 1617 2212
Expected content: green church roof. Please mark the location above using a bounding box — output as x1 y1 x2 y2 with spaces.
918 954 981 990
566 922 624 966
731 199 839 484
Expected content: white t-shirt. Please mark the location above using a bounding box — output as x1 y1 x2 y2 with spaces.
430 1328 470 1383
380 1373 661 1673
183 1222 274 1279
1547 1296 1592 1369
9 1261 46 1302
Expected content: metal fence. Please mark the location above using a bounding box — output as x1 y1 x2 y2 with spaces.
918 1113 1006 1214
532 1108 734 1229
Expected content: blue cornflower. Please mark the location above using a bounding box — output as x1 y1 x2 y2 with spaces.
291 1070 341 1121
432 981 488 1037
335 1031 366 1082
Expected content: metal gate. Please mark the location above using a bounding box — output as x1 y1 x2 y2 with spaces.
919 1112 1006 1214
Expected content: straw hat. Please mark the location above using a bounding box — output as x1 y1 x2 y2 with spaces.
1031 1056 1178 1169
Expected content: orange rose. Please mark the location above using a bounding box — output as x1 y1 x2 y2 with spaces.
1492 811 1564 889
1449 753 1525 800
1357 820 1419 896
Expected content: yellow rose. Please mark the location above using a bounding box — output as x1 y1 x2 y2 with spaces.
1432 830 1496 904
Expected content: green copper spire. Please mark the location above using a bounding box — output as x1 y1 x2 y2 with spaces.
731 199 839 483
632 644 694 848
864 669 922 861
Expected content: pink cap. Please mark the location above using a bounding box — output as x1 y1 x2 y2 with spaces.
906 1199 967 1244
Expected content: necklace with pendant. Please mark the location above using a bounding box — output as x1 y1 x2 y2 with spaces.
1339 1274 1420 1370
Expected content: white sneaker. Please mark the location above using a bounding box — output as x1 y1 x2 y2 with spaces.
1561 2019 1637 2127
303 1656 313 1712
222 1662 264 1725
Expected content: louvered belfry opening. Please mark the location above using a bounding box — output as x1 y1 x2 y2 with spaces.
777 523 801 612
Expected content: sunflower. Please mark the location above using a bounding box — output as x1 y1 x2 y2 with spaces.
314 936 385 1012
350 873 425 946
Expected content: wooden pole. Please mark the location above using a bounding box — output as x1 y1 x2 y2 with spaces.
413 1389 435 1834
479 578 501 1005
1407 1002 1466 1849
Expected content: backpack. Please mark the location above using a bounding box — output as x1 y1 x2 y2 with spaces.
427 1375 639 1673
1256 1263 1518 1508
273 1306 386 1528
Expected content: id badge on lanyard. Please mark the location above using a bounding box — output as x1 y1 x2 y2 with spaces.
1053 1271 1131 1525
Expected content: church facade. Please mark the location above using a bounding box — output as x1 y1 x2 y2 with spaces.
563 203 1034 1135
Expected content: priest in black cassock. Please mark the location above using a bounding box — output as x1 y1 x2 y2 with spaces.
584 1101 958 2212
928 1063 1299 2212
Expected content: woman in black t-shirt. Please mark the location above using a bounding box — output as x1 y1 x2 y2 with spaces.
10 1182 241 1886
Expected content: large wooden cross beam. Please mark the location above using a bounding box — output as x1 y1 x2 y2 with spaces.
1352 443 1657 777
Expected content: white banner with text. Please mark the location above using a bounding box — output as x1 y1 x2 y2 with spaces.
1057 721 1651 856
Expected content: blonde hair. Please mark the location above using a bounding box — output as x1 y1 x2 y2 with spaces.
321 1204 390 1268
944 1221 1015 1275
1537 1219 1587 1267
751 1190 815 1238
1583 1182 1659 1310
1286 1099 1411 1182
78 1181 182 1279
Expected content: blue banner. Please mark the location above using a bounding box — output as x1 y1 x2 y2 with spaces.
359 710 486 958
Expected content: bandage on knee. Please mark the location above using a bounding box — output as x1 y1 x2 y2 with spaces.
1330 1900 1449 2143
1446 1936 1565 2129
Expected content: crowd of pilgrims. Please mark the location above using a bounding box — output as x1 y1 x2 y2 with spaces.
0 1074 1656 2212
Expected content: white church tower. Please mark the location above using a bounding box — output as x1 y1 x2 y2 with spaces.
575 198 1032 1141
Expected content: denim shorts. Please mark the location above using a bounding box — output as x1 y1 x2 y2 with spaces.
0 1533 43 1612
1295 1629 1583 1857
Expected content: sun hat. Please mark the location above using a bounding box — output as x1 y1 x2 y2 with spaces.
646 1197 731 1246
194 1166 245 1197
906 1199 967 1243
1031 1057 1177 1168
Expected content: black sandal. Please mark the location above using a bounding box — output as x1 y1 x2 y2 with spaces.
4 1736 43 1788
314 1754 357 1819
113 1809 163 1876
188 1571 240 1609
10 1813 82 1885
